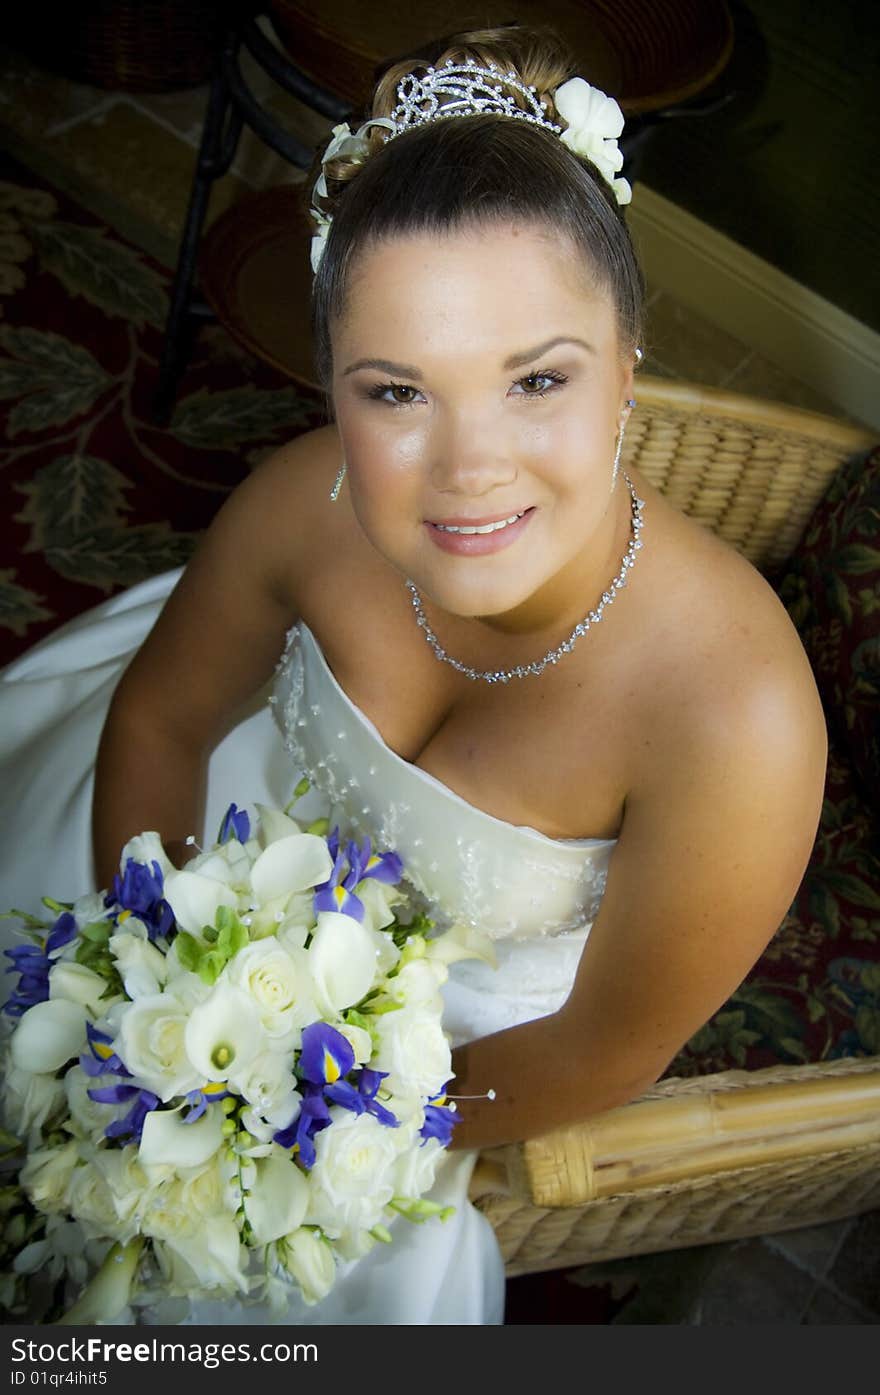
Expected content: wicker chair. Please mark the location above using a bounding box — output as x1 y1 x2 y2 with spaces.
470 376 880 1276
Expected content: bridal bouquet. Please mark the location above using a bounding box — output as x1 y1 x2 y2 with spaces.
0 796 482 1323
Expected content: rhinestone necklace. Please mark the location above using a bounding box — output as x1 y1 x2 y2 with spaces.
405 471 645 683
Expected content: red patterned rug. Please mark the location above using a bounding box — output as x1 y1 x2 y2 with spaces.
0 152 327 670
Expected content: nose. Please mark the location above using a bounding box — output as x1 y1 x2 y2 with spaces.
428 412 517 496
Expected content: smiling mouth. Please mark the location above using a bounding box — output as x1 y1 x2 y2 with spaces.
431 509 531 535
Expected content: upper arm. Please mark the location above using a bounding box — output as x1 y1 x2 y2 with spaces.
110 428 330 746
560 647 829 1099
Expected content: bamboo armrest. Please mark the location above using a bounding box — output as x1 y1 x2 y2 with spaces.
470 1059 880 1208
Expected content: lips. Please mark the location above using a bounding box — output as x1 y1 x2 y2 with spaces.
425 506 535 556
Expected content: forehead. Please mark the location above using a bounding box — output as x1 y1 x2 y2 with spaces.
335 221 616 356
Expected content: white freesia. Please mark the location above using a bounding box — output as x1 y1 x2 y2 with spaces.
49 961 111 1014
234 1048 298 1120
0 1058 66 1145
373 1006 452 1100
117 994 201 1101
161 867 238 936
9 998 87 1074
249 833 334 905
225 939 319 1039
357 877 405 933
138 1105 225 1169
109 927 168 999
308 911 380 1013
243 1149 309 1244
241 1086 301 1145
118 831 175 880
305 1110 404 1242
554 76 632 205
183 982 266 1085
278 1229 336 1306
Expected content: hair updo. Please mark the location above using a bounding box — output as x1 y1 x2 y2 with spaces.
308 25 645 393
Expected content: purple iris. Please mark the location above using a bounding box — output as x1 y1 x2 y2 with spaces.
104 858 175 942
87 1082 159 1143
79 1021 131 1079
3 911 78 1018
273 1087 332 1169
274 1022 398 1168
182 1082 232 1122
218 803 250 845
326 1066 399 1128
313 832 404 922
420 1086 460 1148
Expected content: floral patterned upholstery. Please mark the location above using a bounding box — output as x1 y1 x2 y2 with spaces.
664 444 880 1078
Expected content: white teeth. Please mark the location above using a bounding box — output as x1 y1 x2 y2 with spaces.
435 511 525 535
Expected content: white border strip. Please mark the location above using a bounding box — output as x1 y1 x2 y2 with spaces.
628 184 880 434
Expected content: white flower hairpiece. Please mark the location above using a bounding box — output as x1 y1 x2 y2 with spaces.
309 64 631 273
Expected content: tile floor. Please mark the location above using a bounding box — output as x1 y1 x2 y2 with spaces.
0 28 877 1325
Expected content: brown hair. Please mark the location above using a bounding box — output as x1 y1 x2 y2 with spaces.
309 25 644 392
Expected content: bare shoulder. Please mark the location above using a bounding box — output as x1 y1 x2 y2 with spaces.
556 501 829 1098
632 498 828 800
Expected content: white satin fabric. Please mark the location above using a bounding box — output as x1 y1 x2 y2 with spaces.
0 568 618 1325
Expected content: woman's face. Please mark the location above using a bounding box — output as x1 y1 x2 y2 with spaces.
330 220 634 627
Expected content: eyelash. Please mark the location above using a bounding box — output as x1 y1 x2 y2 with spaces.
365 368 569 408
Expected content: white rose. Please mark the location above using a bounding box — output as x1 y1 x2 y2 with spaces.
49 961 111 1014
19 1139 79 1212
279 1229 337 1306
305 1111 404 1241
116 995 201 1101
392 1130 444 1200
92 1147 155 1231
66 1158 129 1240
225 940 319 1039
373 1008 451 1100
109 927 169 999
335 1022 373 1066
387 959 446 1009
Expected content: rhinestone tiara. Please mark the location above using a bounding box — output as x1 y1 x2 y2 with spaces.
387 57 563 140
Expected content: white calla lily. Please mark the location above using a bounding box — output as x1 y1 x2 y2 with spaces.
308 911 378 1013
243 1149 309 1244
255 803 302 845
161 867 238 936
250 833 334 904
10 999 88 1074
183 982 265 1083
139 1105 225 1169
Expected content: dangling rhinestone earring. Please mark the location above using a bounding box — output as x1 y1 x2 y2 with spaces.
611 400 636 492
329 460 347 502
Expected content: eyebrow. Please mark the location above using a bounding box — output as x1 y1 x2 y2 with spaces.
341 336 596 379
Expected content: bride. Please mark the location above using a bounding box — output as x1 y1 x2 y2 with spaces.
1 26 827 1324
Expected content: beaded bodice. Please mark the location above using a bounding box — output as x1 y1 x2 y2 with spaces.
271 623 617 946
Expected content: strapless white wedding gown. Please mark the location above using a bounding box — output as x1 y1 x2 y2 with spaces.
0 568 618 1326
